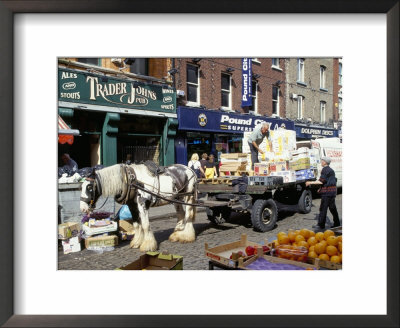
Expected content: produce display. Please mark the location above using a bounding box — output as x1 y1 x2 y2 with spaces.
229 251 245 259
81 211 113 223
229 245 270 259
273 229 342 264
275 245 308 262
245 257 312 270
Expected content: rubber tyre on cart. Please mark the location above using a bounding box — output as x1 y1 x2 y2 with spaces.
298 189 312 214
206 206 231 225
251 199 278 232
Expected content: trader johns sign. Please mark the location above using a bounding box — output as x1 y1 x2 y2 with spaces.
58 68 176 113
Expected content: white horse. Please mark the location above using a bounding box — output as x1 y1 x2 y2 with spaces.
80 163 197 252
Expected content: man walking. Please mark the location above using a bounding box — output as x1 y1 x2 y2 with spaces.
306 156 341 232
247 122 273 169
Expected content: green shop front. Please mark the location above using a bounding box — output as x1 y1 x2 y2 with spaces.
58 67 178 168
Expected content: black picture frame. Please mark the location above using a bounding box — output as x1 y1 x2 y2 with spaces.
0 1 398 327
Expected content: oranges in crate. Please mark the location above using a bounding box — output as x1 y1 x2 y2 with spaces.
326 235 339 247
273 229 342 264
275 244 308 262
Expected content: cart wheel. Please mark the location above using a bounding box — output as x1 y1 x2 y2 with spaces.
298 189 312 214
251 199 278 232
207 206 231 225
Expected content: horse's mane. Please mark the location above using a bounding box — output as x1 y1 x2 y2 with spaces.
96 165 124 197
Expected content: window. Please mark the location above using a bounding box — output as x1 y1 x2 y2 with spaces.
297 96 304 119
129 58 148 75
249 80 258 113
339 63 343 85
272 86 279 115
272 58 280 68
297 58 305 82
186 64 200 104
320 101 326 122
320 66 327 90
221 73 231 109
338 97 342 121
77 58 99 65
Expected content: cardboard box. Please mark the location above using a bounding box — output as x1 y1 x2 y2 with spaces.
270 170 296 183
205 234 263 268
296 169 315 180
220 163 247 172
269 161 289 172
62 236 82 254
290 162 311 171
117 252 183 270
82 221 118 236
220 153 248 159
254 163 270 176
119 219 134 233
118 231 134 241
220 157 247 163
85 235 118 248
291 147 310 156
58 222 80 240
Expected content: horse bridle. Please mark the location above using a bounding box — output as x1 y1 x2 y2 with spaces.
80 169 103 211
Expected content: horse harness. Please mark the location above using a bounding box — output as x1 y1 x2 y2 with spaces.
79 168 104 210
81 164 203 210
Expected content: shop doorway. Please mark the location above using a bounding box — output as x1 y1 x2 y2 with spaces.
58 134 97 168
214 133 242 161
186 132 212 162
118 135 161 164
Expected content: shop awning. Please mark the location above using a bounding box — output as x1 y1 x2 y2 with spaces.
58 115 80 144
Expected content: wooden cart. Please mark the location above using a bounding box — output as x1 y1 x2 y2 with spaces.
198 176 316 232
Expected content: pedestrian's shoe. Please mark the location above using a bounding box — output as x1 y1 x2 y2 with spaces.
331 224 341 228
312 225 325 232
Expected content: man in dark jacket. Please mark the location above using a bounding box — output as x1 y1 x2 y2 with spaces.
306 156 341 232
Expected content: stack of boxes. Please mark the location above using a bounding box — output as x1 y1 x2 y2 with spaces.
242 128 297 178
290 147 316 181
58 222 83 254
219 153 248 175
82 213 119 250
242 137 318 184
241 128 319 184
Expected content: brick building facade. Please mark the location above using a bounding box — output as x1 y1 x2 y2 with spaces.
173 58 286 117
332 58 343 123
284 58 336 125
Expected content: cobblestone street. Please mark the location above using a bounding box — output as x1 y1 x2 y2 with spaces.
58 194 342 270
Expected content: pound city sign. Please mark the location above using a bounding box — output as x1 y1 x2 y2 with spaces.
219 114 286 132
58 68 176 113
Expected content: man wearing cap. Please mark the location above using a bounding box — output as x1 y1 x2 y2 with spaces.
247 122 273 170
306 156 341 232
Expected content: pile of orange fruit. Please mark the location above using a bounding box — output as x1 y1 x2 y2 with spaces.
273 229 342 264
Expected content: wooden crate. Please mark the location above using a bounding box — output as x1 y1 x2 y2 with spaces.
199 177 234 185
306 257 342 270
238 251 320 270
220 153 248 159
205 234 264 268
219 170 253 177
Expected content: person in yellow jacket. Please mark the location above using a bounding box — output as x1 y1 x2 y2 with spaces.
204 154 218 179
